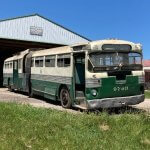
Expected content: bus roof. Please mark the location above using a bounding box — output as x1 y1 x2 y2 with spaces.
91 39 135 45
32 46 72 57
71 39 136 47
72 39 142 52
88 39 142 52
4 39 142 61
4 56 14 62
4 49 30 62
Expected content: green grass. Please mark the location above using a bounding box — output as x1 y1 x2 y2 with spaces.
0 103 150 150
145 90 150 99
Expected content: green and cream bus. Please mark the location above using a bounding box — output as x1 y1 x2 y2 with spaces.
3 39 145 109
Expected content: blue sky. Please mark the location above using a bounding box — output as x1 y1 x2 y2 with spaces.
0 0 149 59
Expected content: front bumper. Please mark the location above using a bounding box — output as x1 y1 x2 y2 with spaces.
87 94 145 109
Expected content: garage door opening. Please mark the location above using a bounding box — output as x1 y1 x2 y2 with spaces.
0 38 64 87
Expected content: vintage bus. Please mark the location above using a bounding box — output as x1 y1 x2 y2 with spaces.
3 39 145 109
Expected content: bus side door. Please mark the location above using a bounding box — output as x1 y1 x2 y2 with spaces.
74 53 85 98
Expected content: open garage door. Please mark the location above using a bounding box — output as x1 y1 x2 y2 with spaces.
0 38 63 87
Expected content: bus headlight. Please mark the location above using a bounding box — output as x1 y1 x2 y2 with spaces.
91 89 97 96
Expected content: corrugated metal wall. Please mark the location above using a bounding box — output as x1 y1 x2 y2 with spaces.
0 15 89 45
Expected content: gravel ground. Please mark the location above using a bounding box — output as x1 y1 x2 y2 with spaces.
0 88 80 114
0 88 150 113
133 99 150 112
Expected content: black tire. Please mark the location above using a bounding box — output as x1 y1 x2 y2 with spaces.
60 87 72 108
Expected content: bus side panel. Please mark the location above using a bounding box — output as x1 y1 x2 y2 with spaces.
31 74 73 101
24 52 32 93
9 51 32 92
3 61 13 88
13 60 25 91
17 73 24 90
30 61 73 101
16 73 28 92
31 78 58 100
3 73 13 87
21 73 30 92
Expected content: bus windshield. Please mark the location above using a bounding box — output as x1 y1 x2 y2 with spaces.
89 52 142 71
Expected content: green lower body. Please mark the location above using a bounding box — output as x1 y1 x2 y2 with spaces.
3 73 30 92
84 76 144 109
31 79 73 101
3 75 13 88
3 74 145 109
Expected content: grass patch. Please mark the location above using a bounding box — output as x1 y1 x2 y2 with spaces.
0 103 150 150
145 90 150 99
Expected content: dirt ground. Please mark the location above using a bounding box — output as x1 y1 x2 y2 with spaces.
0 88 149 113
0 88 79 114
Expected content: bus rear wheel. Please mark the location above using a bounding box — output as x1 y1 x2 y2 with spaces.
60 87 72 108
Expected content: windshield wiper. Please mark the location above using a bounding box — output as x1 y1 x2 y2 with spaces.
88 58 95 67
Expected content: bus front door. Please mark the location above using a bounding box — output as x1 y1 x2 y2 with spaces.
74 53 85 98
13 60 19 89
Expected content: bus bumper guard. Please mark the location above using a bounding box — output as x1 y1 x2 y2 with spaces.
87 94 145 109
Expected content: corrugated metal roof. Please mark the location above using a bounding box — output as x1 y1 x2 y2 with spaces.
0 14 90 45
143 60 150 67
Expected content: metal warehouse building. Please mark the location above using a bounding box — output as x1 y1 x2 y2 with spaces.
0 14 90 86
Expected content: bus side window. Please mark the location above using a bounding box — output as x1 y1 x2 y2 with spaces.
10 62 13 69
64 57 70 67
45 55 55 67
35 57 44 67
57 54 70 67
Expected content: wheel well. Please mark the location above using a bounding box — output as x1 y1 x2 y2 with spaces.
58 84 68 99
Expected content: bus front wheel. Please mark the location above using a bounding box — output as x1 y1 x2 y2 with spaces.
60 87 72 108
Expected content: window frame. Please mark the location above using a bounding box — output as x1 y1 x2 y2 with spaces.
35 56 44 67
57 54 71 67
45 55 56 67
